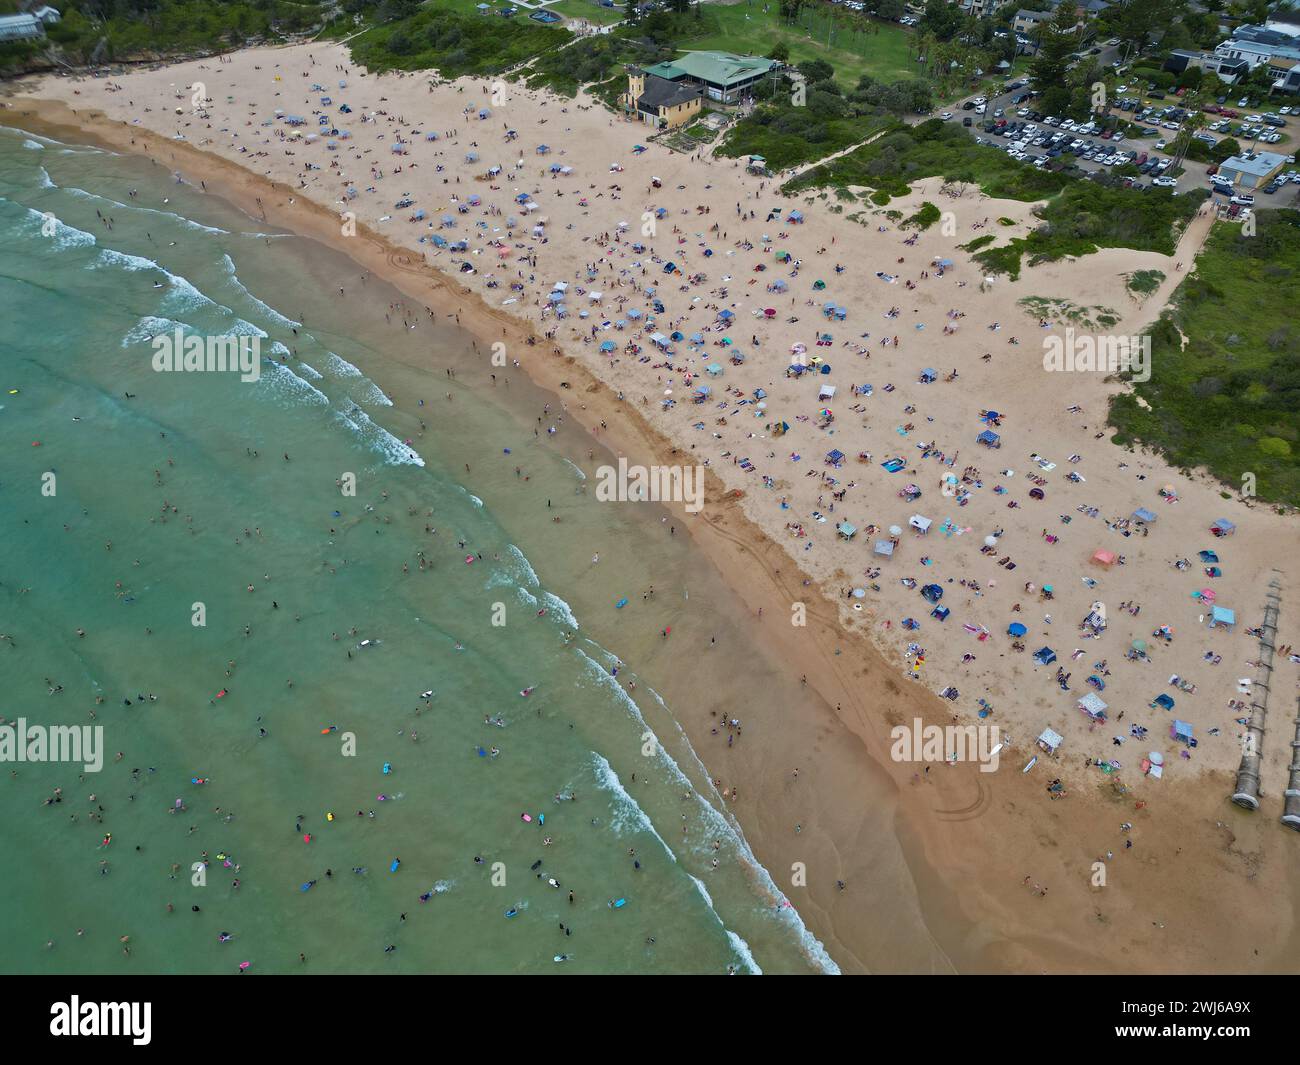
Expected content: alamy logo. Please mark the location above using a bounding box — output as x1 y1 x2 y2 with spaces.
151 328 262 383
0 719 103 772
594 457 704 513
50 997 151 1045
1042 328 1151 383
889 717 1002 773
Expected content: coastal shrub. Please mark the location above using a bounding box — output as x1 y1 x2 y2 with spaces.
903 201 941 231
1109 209 1300 507
351 8 569 75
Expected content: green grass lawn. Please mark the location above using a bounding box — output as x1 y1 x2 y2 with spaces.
681 0 916 89
547 0 626 25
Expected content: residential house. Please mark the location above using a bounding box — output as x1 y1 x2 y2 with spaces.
622 67 703 130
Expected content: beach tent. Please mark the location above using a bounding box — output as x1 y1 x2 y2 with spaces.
1210 518 1236 537
1130 638 1148 656
920 584 943 603
874 540 895 557
599 341 617 352
1037 728 1063 754
836 521 857 540
1033 646 1057 666
1198 550 1220 564
1132 507 1157 524
825 449 845 466
1209 606 1236 630
1078 692 1108 720
536 144 551 154
787 210 804 224
976 429 1000 447
909 515 932 534
931 605 950 621
1171 719 1195 745
1152 692 1175 711
770 279 788 292
818 384 836 401
705 363 723 377
919 368 938 383
717 309 734 322
1008 621 1027 637
1091 549 1117 567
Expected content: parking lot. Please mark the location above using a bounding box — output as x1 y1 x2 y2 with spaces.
933 76 1300 203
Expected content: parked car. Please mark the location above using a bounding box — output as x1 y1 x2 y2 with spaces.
1152 176 1177 187
963 116 973 127
1230 194 1254 206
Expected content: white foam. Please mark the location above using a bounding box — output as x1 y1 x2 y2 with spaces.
726 930 763 976
562 457 587 481
14 203 96 249
582 659 841 974
121 316 188 347
333 405 425 467
539 591 578 630
505 544 540 588
261 362 330 406
220 253 301 325
22 139 43 151
65 186 228 234
37 166 54 188
589 752 676 859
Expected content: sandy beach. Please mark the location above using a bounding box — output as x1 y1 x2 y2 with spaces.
9 38 1300 973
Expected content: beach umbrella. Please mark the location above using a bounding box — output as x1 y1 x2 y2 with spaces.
888 525 902 537
1131 638 1147 654
600 341 617 352
984 535 998 547
1007 622 1027 637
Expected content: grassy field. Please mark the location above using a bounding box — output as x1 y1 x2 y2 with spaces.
547 0 627 25
1109 209 1300 508
682 1 916 89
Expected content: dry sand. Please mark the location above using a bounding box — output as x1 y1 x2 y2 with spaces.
9 39 1300 973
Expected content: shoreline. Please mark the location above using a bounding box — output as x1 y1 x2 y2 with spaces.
7 90 1300 974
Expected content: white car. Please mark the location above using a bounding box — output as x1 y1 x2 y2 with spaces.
975 104 986 115
941 112 953 120
1155 139 1167 151
1152 176 1177 187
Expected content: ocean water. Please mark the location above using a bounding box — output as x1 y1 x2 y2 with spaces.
0 125 836 974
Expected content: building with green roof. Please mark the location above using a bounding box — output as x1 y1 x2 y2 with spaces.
641 51 781 105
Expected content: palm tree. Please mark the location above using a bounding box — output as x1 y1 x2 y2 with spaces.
1170 90 1206 171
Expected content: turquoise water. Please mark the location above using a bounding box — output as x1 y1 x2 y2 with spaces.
0 125 835 974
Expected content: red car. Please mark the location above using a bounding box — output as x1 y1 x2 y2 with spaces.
1137 152 1148 164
